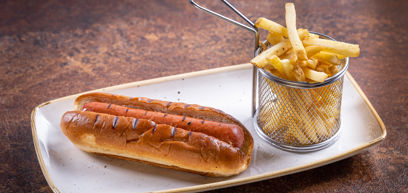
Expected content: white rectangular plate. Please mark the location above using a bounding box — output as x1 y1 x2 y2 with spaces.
31 64 386 193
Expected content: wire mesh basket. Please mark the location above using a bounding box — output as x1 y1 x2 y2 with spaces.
255 75 344 150
253 33 348 152
190 0 348 152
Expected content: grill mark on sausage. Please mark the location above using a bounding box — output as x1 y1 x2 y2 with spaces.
94 114 99 125
188 131 192 138
184 104 191 109
112 116 118 129
147 99 153 103
199 107 205 110
166 102 172 107
171 127 176 137
132 118 139 130
107 104 112 109
152 123 157 134
82 101 245 148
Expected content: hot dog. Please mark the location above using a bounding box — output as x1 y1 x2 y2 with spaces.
82 102 244 148
60 92 253 176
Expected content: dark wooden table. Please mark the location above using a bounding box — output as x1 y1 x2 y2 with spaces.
1 0 407 192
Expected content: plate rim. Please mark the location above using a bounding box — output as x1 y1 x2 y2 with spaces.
30 63 386 193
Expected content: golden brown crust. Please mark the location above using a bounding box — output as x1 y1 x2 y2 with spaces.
61 92 254 176
75 92 254 159
61 111 250 176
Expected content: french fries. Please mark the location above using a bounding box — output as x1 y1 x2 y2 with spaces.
304 68 329 82
305 46 322 58
297 28 310 41
285 3 307 60
252 3 359 83
312 51 342 65
267 32 284 45
293 64 306 81
255 17 288 36
303 38 360 57
250 40 291 68
252 3 360 146
266 55 285 76
280 59 295 80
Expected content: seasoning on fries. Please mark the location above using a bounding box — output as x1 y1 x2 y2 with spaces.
251 3 359 83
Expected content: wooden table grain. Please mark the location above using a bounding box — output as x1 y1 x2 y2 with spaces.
0 0 407 192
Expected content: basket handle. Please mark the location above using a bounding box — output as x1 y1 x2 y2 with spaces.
189 0 260 50
189 0 260 116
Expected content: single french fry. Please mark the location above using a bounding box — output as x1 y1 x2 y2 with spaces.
266 28 308 68
306 58 318 69
303 33 319 41
280 48 290 59
336 54 347 59
285 3 307 60
266 55 286 75
267 68 286 79
282 48 298 63
303 38 360 57
312 51 342 65
297 60 308 68
316 65 324 72
305 46 322 58
304 68 329 82
267 32 284 45
255 17 288 36
293 64 306 81
280 59 296 80
256 18 309 39
250 40 291 68
297 28 310 40
316 63 332 74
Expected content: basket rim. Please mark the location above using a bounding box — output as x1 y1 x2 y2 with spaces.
255 32 349 89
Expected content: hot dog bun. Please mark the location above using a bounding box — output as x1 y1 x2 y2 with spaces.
60 92 253 176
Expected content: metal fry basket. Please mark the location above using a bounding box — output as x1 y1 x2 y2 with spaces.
190 0 348 152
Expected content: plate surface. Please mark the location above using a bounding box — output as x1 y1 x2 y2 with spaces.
31 64 386 193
